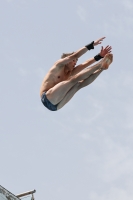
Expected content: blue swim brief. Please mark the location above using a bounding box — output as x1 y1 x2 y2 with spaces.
41 92 58 111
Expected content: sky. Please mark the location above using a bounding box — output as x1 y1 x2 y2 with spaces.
1 0 133 200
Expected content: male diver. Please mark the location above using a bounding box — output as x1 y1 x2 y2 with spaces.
40 37 113 111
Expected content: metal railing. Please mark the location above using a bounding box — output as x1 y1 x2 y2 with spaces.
16 190 36 200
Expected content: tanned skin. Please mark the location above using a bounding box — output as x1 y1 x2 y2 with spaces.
40 37 113 110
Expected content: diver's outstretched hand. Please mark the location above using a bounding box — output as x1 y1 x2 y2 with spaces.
94 37 106 46
99 45 112 57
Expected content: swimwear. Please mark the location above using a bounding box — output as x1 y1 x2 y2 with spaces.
41 92 58 111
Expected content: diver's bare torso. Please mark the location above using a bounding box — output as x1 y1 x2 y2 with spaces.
40 37 113 110
40 64 71 97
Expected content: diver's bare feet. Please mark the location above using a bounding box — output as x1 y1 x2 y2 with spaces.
101 54 113 70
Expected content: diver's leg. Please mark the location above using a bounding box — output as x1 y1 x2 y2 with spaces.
78 69 103 89
57 69 103 110
46 63 100 105
47 54 113 105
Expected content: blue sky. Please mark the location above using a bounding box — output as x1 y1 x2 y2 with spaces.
1 0 133 200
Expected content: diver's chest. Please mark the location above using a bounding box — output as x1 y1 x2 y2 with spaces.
56 68 70 81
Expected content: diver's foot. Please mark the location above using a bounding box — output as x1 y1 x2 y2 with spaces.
101 54 113 70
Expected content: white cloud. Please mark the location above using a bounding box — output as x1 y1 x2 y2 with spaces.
123 73 133 87
124 105 133 130
33 67 46 79
89 187 133 200
122 0 133 10
5 0 37 7
77 93 104 124
77 6 87 22
18 67 46 79
98 0 133 38
18 67 28 77
5 0 14 2
102 145 133 182
103 15 133 38
82 131 133 200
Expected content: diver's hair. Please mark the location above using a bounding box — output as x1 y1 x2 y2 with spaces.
61 52 75 58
